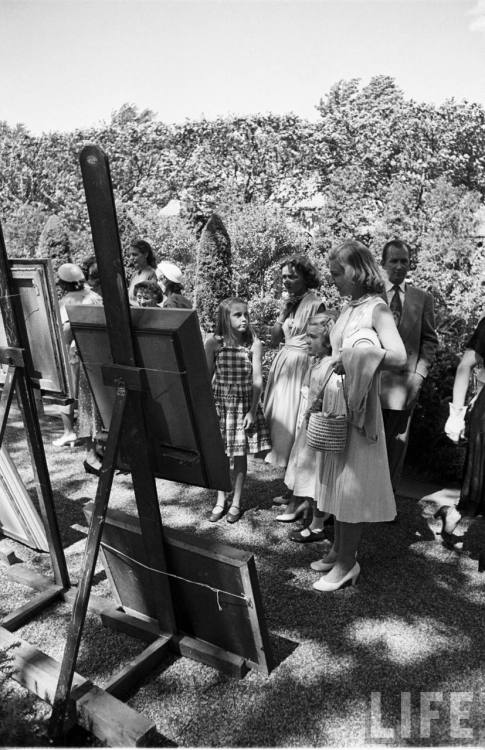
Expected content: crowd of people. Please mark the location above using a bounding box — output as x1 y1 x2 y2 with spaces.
53 241 191 471
52 237 484 591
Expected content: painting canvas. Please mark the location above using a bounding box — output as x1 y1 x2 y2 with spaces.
68 305 231 491
0 259 73 401
85 504 274 675
0 446 49 551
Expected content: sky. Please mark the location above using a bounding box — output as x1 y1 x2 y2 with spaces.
1 0 485 135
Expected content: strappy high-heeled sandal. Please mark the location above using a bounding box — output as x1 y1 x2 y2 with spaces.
434 506 461 535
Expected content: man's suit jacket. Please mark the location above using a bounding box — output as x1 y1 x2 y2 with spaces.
380 283 438 411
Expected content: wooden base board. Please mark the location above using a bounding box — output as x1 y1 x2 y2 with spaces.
1 562 249 746
0 626 156 746
101 607 248 678
0 565 159 745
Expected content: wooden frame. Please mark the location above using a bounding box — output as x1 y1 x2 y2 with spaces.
0 258 73 402
0 222 68 586
85 504 273 676
68 305 229 490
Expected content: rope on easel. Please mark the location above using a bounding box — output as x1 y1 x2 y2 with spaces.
100 540 253 611
81 360 189 377
0 292 22 301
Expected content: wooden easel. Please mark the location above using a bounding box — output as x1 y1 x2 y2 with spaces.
49 145 271 743
0 221 69 590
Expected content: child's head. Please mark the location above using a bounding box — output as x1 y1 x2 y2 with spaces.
328 240 384 297
306 311 337 357
134 280 163 307
215 297 254 346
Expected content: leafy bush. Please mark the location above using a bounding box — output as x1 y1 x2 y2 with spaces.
194 213 232 332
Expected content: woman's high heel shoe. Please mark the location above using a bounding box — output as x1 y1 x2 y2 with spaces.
53 432 77 448
313 562 360 592
275 499 310 523
83 459 101 477
434 506 461 535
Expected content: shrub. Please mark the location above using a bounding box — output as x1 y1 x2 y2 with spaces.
193 213 232 332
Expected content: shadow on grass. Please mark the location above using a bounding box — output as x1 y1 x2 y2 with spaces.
3 406 485 746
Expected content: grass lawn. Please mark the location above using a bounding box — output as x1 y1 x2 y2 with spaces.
1 403 485 747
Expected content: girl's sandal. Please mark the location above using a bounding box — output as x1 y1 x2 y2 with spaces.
226 506 242 524
209 503 226 523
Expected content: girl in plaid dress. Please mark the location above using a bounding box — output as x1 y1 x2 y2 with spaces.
205 298 271 524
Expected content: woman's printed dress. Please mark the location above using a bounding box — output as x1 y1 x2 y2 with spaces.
263 291 323 467
213 342 271 458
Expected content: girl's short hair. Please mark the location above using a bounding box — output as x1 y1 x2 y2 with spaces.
280 254 321 289
307 311 337 344
131 239 157 269
329 240 384 294
134 280 163 303
215 297 254 346
164 280 183 295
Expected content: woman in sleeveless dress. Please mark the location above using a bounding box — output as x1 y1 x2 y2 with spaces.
263 256 325 472
436 316 485 536
311 240 406 592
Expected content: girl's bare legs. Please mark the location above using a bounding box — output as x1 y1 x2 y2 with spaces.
230 455 247 511
307 502 329 532
53 406 76 446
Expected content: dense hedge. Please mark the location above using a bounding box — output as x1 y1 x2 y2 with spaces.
2 77 485 481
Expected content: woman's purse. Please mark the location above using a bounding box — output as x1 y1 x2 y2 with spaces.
306 370 349 453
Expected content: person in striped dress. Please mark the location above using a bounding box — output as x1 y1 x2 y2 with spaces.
205 297 271 524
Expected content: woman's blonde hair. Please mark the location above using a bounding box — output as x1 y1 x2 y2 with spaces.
329 240 384 294
307 310 337 347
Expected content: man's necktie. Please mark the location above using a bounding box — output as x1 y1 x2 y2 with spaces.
389 285 402 326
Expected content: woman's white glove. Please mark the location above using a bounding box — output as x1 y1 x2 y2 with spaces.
444 403 467 443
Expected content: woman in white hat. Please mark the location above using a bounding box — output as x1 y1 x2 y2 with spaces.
156 261 192 310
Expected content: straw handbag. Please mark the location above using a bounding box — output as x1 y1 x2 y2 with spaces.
306 370 348 453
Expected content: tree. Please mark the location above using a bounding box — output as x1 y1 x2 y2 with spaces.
194 213 232 332
37 215 70 271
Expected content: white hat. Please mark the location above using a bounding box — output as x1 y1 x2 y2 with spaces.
343 328 381 348
156 261 184 285
57 263 85 283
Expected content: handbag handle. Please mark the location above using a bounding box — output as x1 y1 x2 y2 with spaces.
308 367 348 415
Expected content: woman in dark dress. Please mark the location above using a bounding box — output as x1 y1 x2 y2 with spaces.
437 317 485 534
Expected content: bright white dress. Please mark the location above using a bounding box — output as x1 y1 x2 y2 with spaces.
263 291 323 467
315 295 396 523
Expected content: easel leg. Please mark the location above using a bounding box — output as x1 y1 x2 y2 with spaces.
125 392 176 633
0 366 17 445
15 370 70 588
49 385 127 741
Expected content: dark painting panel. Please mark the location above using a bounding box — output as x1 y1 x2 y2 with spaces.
69 305 231 491
0 259 73 399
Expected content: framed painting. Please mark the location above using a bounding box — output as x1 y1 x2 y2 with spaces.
0 258 73 400
85 504 274 676
69 305 231 491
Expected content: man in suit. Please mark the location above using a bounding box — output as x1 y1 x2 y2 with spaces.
380 240 439 491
